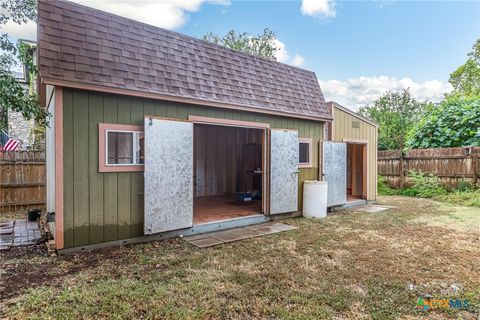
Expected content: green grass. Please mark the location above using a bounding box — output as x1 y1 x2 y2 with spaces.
2 196 480 319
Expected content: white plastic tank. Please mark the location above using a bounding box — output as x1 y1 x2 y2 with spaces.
303 180 328 218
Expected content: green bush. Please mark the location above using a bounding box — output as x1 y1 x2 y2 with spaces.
378 175 397 195
436 189 480 207
407 95 480 149
400 170 446 198
457 180 473 192
400 188 419 197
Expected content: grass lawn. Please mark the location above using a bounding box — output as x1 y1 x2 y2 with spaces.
1 196 479 319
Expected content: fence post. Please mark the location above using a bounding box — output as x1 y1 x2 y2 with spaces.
399 152 404 190
473 154 478 188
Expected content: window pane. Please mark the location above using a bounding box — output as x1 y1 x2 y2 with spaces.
136 132 144 164
107 132 133 164
299 142 310 164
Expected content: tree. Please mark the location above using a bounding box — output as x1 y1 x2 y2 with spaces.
406 94 480 149
202 29 279 61
358 89 429 150
0 0 47 131
449 39 480 96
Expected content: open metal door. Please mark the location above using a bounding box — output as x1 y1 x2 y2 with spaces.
144 117 193 234
322 141 347 207
270 129 299 214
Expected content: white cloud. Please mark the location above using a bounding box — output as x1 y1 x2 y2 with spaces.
301 0 336 18
319 76 452 111
273 39 305 67
71 0 230 29
273 39 290 63
0 20 36 41
0 0 231 41
291 54 305 67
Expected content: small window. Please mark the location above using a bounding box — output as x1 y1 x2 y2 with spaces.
106 131 144 165
298 138 312 168
99 123 144 172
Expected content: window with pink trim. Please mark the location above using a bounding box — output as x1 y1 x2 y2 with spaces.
298 137 313 168
98 123 144 172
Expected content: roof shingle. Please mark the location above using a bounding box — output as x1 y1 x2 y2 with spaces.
38 0 331 120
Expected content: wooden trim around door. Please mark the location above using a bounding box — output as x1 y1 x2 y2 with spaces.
264 128 271 215
342 138 368 144
362 144 368 199
343 139 369 200
188 115 270 129
54 86 64 250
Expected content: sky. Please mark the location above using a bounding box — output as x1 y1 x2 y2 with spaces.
1 0 479 110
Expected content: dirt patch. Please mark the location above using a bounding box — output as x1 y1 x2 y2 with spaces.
0 245 115 303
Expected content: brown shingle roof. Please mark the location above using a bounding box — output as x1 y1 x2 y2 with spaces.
38 0 331 120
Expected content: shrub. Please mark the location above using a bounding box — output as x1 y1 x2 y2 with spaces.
456 180 473 192
436 189 480 207
400 170 446 198
407 95 480 149
378 175 397 195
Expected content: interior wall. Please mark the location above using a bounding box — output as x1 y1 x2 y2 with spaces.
352 144 364 196
194 124 262 197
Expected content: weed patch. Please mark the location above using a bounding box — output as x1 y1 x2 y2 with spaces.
400 170 446 198
436 189 480 207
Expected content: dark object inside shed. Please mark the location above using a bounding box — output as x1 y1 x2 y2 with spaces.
28 209 42 222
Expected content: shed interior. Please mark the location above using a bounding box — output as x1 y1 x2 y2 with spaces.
346 143 366 201
193 124 264 224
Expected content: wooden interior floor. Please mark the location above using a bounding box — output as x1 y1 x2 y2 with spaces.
347 194 363 202
194 196 262 225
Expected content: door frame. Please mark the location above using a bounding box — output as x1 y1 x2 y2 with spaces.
188 116 270 214
343 138 368 200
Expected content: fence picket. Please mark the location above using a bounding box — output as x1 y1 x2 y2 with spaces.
378 147 480 189
0 151 46 213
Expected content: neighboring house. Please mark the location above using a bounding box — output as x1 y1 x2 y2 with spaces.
38 0 378 252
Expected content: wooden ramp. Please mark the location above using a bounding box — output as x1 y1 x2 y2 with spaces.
184 222 297 248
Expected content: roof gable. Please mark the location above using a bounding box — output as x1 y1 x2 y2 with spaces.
37 0 331 120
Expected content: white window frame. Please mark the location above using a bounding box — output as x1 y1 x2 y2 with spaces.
298 137 313 168
105 129 144 167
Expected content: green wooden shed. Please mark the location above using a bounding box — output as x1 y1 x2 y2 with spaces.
38 0 377 252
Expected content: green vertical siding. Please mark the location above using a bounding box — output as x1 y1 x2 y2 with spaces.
63 88 323 248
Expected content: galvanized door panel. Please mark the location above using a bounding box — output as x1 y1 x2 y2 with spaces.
270 129 299 214
322 141 346 207
144 118 193 234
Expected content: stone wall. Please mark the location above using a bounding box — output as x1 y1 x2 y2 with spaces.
8 111 35 149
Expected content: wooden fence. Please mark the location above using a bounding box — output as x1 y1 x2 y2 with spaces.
378 147 480 189
0 151 46 213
